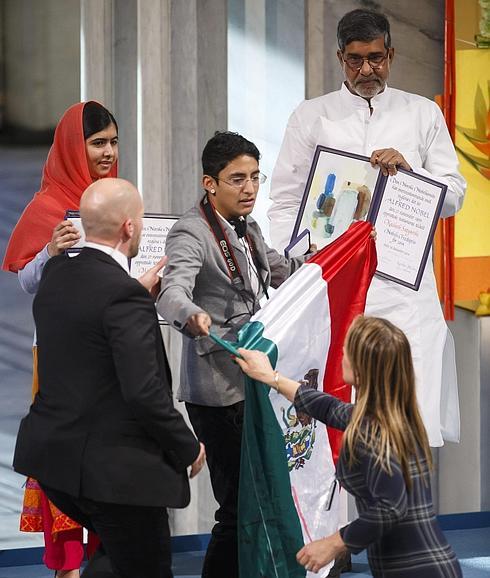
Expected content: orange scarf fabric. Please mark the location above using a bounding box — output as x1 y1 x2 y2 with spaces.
2 101 117 272
21 348 81 537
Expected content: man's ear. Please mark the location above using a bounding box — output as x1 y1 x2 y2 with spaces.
388 47 394 64
202 174 216 194
336 49 344 68
121 219 133 241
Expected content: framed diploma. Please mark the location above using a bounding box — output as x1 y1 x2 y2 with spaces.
290 146 447 290
64 211 179 321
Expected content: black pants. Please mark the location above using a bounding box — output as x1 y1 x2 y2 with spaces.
41 485 172 578
186 401 244 578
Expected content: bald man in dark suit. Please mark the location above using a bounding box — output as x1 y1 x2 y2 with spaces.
14 178 205 578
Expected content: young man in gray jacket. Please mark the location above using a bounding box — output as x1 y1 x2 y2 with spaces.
158 131 311 578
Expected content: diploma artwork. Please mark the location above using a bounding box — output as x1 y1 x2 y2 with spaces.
289 146 447 290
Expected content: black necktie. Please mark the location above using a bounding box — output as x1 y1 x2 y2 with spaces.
229 217 247 238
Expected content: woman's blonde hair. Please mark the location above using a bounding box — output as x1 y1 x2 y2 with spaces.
343 316 432 488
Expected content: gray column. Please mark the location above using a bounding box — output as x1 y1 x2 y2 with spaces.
81 0 138 185
136 0 171 212
80 0 114 109
113 0 138 185
81 0 228 213
170 0 228 215
143 0 227 534
305 0 328 99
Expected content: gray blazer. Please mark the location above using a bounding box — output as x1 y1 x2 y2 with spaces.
157 198 306 406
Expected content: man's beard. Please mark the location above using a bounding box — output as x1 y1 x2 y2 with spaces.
129 233 141 258
349 76 386 99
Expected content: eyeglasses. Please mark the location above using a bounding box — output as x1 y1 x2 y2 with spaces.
213 172 267 190
342 51 389 71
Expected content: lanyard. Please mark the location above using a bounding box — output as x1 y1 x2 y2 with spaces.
199 195 269 299
200 195 246 291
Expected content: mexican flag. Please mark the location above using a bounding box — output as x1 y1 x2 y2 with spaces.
236 221 377 578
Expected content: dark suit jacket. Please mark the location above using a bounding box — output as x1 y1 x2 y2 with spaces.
14 248 200 508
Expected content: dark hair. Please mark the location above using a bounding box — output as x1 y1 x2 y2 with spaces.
337 9 391 52
202 131 260 177
82 101 118 139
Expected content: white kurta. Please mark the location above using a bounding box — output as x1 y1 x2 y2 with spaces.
269 83 466 446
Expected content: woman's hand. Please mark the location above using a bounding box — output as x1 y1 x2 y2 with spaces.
235 349 301 402
47 220 81 256
235 349 275 387
296 532 347 574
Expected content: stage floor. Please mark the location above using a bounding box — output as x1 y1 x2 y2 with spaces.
0 527 489 577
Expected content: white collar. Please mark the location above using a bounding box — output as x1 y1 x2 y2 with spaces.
85 241 130 274
339 81 390 109
215 209 233 230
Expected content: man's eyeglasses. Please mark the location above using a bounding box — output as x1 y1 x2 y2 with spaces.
342 51 389 71
213 172 267 190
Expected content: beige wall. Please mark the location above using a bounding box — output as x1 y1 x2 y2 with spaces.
4 0 80 132
455 0 480 48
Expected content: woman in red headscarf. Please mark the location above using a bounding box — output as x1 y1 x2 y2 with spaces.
3 101 118 578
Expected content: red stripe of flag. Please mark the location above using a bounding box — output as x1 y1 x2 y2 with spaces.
308 222 377 463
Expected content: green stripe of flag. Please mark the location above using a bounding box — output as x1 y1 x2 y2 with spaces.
237 321 306 578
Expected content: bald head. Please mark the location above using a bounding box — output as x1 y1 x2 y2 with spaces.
80 178 143 256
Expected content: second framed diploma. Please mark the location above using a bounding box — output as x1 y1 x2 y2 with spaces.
367 170 446 290
129 214 179 278
64 212 179 321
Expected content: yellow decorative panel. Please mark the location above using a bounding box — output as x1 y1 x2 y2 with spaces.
454 49 490 259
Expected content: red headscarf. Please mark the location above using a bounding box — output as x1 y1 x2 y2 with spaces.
2 101 118 272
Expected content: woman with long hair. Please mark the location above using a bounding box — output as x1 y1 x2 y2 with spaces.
236 316 462 577
3 101 118 578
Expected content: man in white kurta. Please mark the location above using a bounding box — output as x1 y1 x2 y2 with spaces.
269 8 466 447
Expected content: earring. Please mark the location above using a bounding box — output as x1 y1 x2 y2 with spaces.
210 189 216 194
